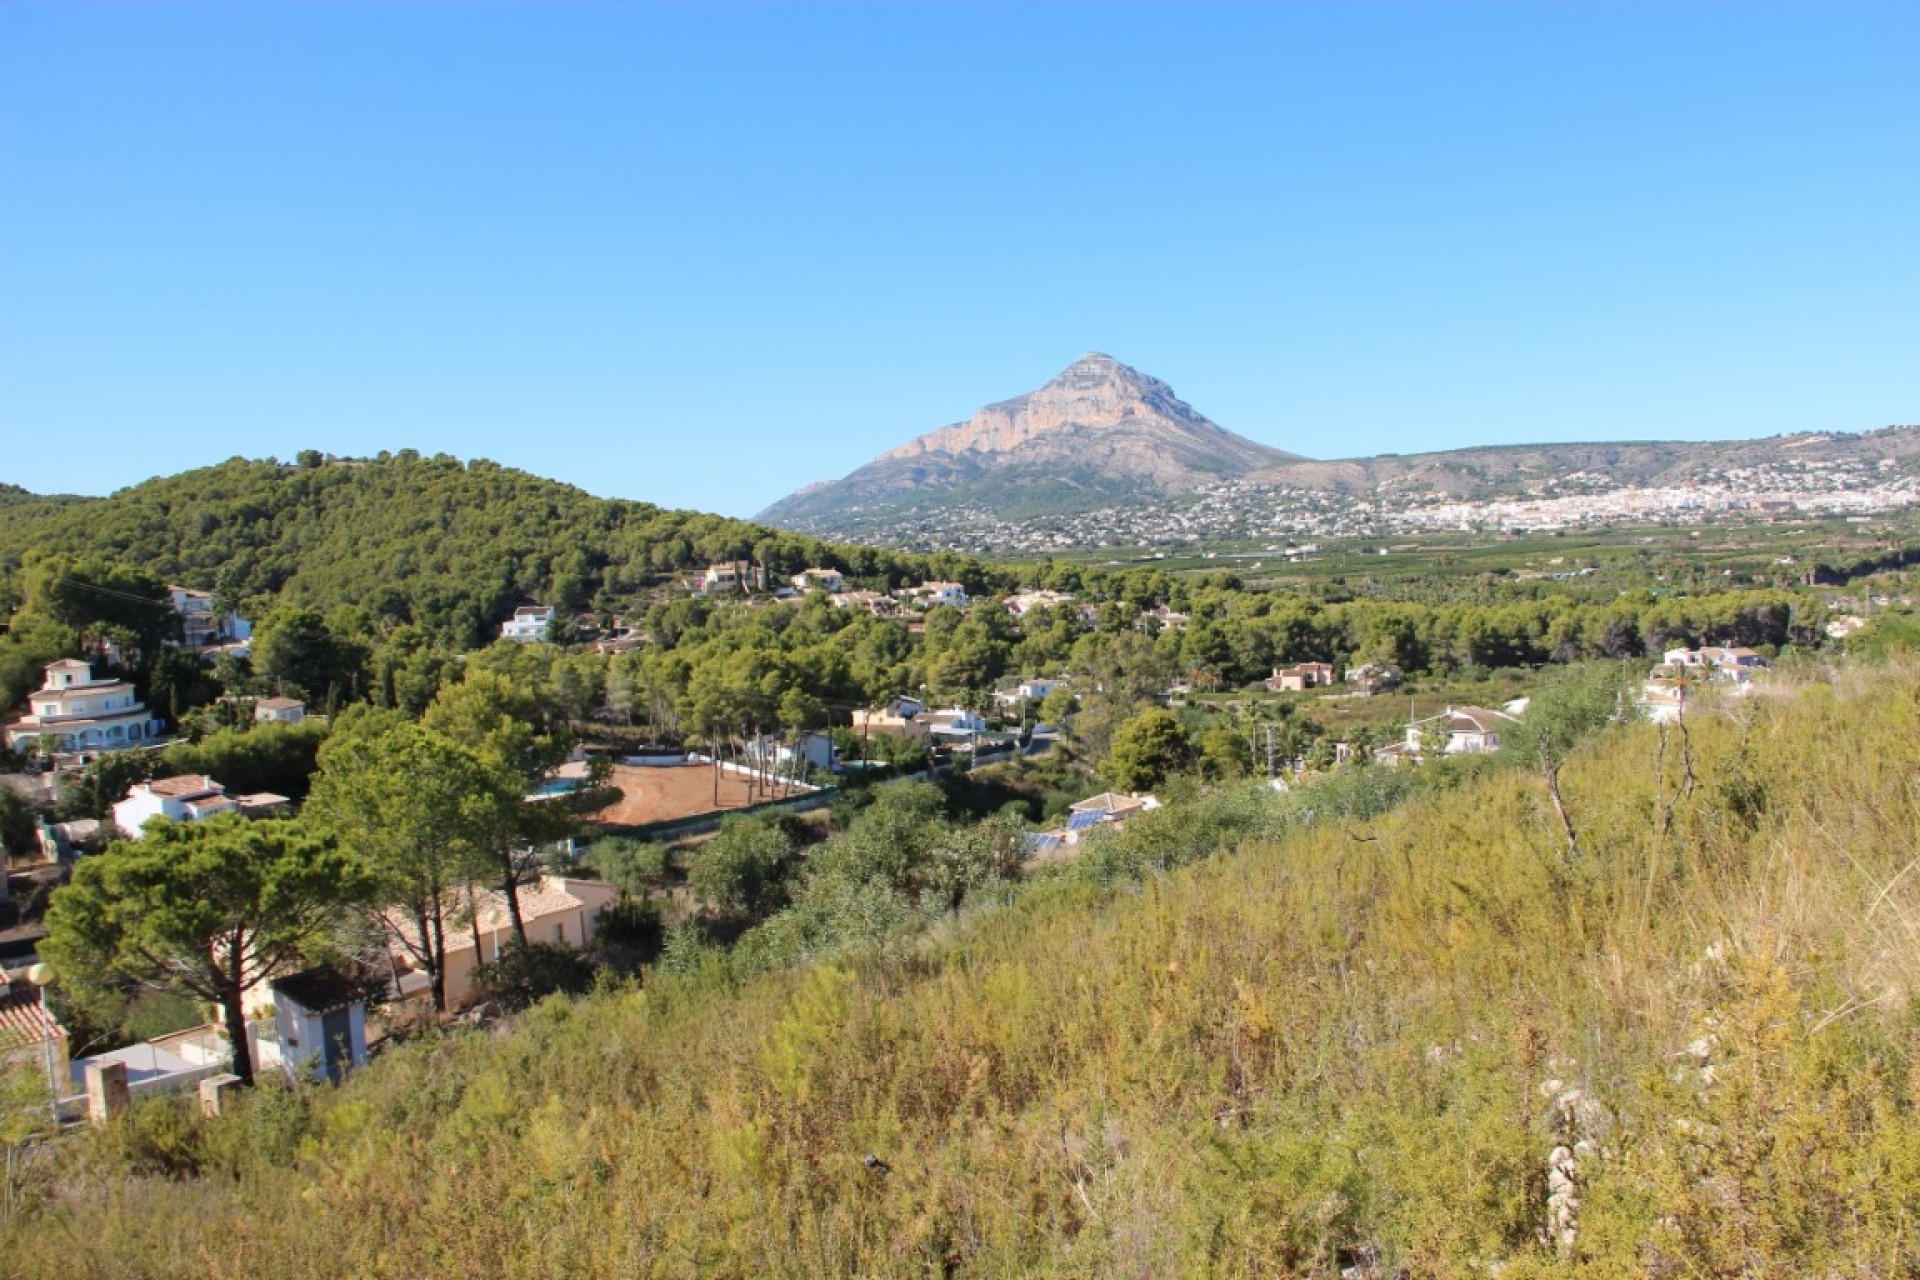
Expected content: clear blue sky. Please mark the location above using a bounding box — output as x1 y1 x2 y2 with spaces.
3 1 1916 519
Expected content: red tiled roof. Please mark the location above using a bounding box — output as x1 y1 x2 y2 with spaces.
147 774 224 798
0 987 65 1050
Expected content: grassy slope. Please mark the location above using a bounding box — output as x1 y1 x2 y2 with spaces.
13 663 1920 1277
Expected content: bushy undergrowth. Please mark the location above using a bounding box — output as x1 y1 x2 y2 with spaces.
9 662 1920 1276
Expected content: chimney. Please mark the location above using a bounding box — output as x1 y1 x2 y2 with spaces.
85 1059 130 1124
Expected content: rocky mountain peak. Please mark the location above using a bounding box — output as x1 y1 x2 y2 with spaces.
1053 350 1138 382
878 354 1218 463
756 354 1304 532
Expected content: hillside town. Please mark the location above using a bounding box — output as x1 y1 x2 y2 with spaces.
820 452 1920 553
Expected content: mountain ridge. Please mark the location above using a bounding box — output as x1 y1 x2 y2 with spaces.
757 353 1303 527
758 355 1920 545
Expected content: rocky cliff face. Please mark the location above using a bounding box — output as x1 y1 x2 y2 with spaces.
758 353 1301 529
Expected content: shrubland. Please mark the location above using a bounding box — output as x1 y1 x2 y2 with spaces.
6 658 1920 1275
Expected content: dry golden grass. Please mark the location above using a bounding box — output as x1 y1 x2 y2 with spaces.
9 659 1920 1276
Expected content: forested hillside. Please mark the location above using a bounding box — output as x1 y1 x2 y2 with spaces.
0 453 1009 648
0 451 1838 742
7 660 1919 1276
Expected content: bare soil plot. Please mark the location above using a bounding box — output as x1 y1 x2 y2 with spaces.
585 763 803 828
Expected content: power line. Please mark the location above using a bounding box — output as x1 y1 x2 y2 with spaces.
38 575 178 612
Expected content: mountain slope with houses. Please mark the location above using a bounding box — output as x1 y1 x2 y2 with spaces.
759 355 1920 547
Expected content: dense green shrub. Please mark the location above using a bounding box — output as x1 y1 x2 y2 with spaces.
468 942 596 1012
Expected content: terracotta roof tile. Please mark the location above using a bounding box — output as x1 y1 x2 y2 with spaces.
0 988 65 1050
147 774 224 798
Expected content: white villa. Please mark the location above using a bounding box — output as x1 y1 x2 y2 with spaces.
828 590 897 617
699 561 762 595
1004 590 1075 617
1405 705 1519 756
1661 646 1771 683
4 659 164 754
167 586 252 651
112 774 290 839
790 567 846 594
925 707 988 741
501 605 555 643
913 581 969 609
253 696 306 724
745 730 837 774
994 676 1069 709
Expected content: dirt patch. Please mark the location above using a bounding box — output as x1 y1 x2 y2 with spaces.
585 763 807 829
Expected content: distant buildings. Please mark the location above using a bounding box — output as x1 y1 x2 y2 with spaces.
1003 590 1074 617
790 567 846 594
793 448 1920 555
699 562 763 596
908 581 969 609
1640 646 1773 722
1023 791 1161 862
993 676 1069 710
1661 646 1771 682
1346 662 1404 696
386 876 620 1010
167 587 252 651
1267 662 1337 693
1404 706 1519 757
852 698 932 744
253 696 306 724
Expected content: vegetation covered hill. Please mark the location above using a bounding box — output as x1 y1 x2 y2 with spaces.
0 452 1009 649
8 661 1919 1276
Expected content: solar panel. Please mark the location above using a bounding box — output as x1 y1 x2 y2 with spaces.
1023 833 1062 855
1066 810 1104 832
